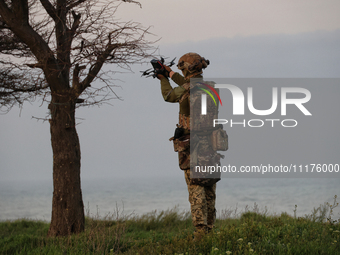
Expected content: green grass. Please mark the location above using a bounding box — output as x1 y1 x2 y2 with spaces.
1 203 339 255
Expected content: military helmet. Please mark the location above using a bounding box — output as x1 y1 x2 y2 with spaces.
177 53 210 75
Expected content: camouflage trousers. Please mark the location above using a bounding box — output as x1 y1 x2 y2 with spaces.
184 169 216 230
175 133 219 230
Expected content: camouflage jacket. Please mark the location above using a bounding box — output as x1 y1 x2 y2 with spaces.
160 73 203 132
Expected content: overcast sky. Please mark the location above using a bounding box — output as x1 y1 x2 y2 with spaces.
1 0 340 182
117 0 340 43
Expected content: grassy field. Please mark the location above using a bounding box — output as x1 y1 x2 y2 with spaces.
1 199 339 255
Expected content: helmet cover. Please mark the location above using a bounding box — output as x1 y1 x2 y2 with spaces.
177 52 210 76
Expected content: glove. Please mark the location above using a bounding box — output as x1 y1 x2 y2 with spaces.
164 65 172 74
156 74 166 80
163 65 174 78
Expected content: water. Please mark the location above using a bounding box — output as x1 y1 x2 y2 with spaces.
0 176 338 221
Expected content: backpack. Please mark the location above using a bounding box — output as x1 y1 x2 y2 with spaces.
188 79 227 186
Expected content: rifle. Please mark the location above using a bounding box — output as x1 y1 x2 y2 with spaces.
140 57 176 78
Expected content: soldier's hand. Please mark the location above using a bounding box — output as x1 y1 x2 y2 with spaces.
156 74 165 80
163 65 174 78
164 65 172 73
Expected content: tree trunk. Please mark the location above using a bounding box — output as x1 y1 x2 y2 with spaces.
47 94 84 236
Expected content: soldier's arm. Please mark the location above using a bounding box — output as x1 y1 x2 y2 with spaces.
160 77 186 103
171 72 186 87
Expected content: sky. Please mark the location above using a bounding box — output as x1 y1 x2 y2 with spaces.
117 0 340 43
1 0 340 184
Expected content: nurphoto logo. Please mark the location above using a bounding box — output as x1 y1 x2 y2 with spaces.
200 83 312 128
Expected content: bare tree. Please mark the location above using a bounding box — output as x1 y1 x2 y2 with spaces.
0 0 154 236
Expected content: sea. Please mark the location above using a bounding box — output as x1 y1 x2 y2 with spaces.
0 176 339 222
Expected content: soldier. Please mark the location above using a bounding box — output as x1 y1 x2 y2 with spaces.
156 53 221 237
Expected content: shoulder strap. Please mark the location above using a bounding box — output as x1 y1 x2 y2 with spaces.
178 82 192 104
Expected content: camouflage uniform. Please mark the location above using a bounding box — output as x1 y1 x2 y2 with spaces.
160 54 218 232
184 169 216 230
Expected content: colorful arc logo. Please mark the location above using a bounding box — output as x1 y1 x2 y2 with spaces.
198 82 222 106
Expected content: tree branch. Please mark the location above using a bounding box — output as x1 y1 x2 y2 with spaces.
0 68 48 112
77 43 120 93
11 0 29 23
122 0 142 8
70 11 81 36
71 63 85 91
1 84 49 93
66 0 86 12
0 0 55 63
0 0 13 20
1 0 156 110
26 63 44 69
39 0 58 21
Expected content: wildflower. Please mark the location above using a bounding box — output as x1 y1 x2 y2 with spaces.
237 238 243 242
214 248 219 251
249 249 254 252
248 242 252 245
333 230 340 233
334 240 337 243
330 228 333 231
226 251 232 254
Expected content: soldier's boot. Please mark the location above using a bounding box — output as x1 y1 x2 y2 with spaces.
193 224 208 242
207 225 214 233
206 208 216 233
